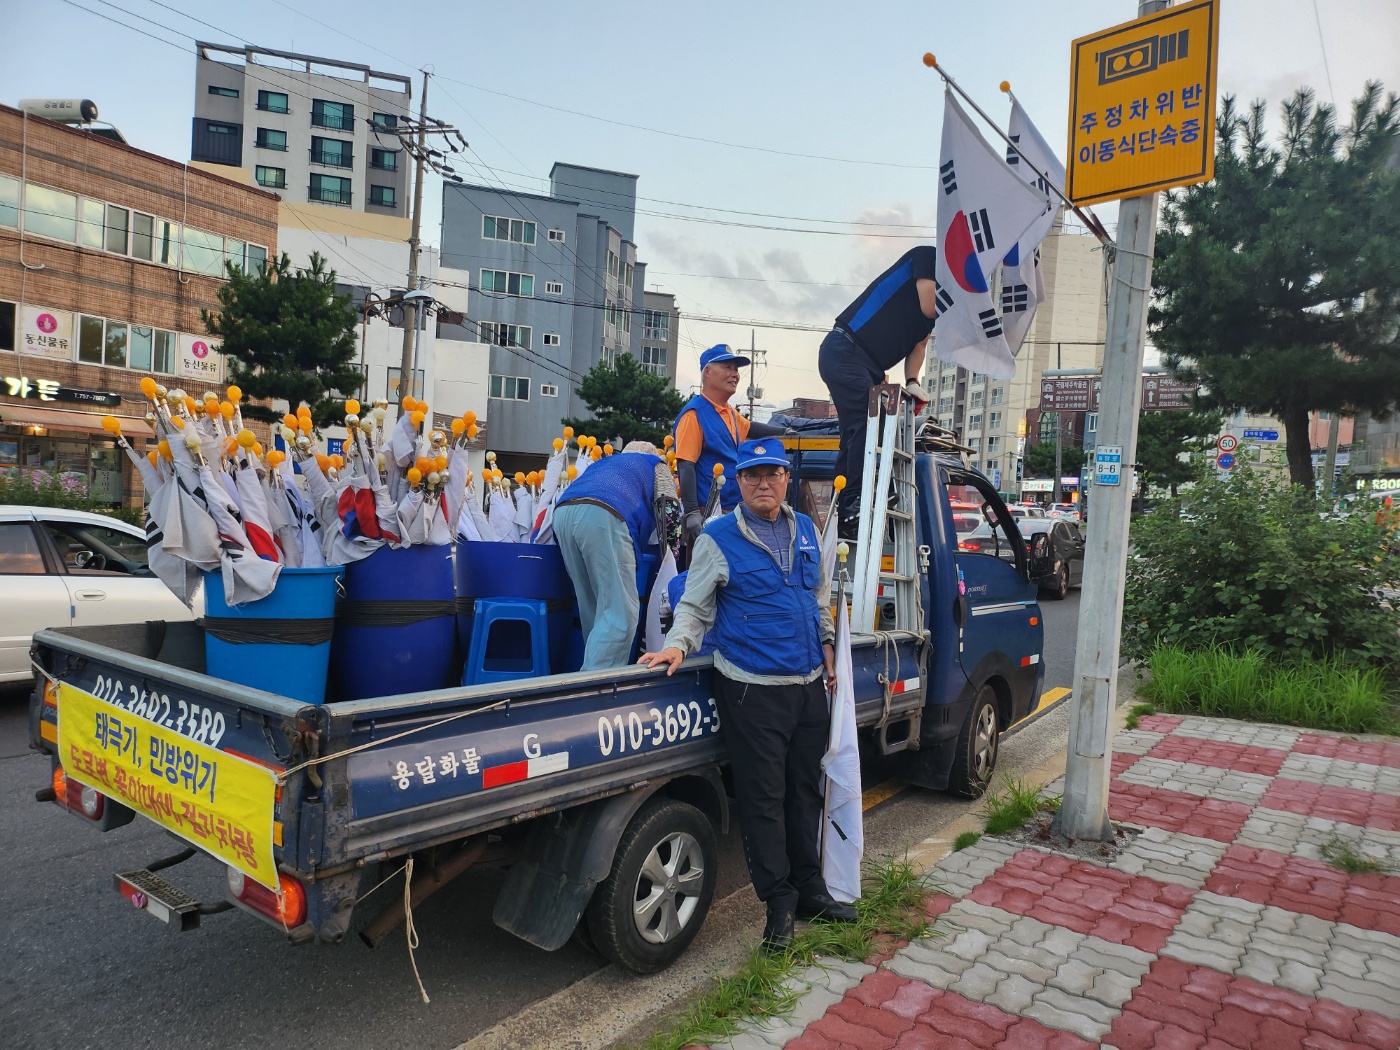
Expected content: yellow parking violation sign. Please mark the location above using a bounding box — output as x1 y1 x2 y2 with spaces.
1066 0 1220 205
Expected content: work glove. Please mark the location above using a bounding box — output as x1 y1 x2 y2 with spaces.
683 510 706 549
903 379 931 411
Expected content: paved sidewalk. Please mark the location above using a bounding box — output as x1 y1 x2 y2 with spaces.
696 715 1400 1049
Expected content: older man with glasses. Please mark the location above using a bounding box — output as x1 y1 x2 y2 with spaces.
639 438 855 952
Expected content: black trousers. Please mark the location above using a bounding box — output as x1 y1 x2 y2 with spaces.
818 328 886 524
715 673 830 912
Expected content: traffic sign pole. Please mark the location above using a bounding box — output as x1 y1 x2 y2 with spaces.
1055 1 1174 843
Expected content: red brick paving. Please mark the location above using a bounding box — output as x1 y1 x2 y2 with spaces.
1108 782 1253 841
1293 734 1400 769
967 849 1193 953
1146 736 1288 777
1204 843 1400 937
1104 956 1400 1050
1112 751 1143 778
1260 778 1400 832
1135 714 1184 732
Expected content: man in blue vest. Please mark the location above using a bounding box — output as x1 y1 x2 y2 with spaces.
673 345 785 551
820 246 937 538
554 441 678 669
639 439 856 951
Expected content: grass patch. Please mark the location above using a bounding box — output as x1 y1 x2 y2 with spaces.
952 831 982 852
1141 644 1399 735
982 776 1059 836
627 855 935 1050
1124 703 1156 730
1318 836 1392 876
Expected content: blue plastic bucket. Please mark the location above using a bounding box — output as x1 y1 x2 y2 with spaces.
202 565 344 705
454 542 583 676
331 545 457 701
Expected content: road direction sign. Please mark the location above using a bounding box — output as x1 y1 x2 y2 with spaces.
1242 429 1278 441
1066 0 1221 205
1094 445 1123 486
1217 434 1238 453
1217 452 1235 470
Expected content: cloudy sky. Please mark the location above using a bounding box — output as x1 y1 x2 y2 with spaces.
4 0 1397 404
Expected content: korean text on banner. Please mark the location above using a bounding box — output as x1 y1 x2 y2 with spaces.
57 682 279 889
179 333 224 383
1066 0 1220 206
21 305 75 361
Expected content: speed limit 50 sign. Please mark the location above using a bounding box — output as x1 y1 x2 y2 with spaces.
1217 434 1238 453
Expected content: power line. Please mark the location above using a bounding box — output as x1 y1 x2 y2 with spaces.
1310 0 1337 107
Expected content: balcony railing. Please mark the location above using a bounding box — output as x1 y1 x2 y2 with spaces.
311 112 353 131
310 149 353 168
308 183 352 206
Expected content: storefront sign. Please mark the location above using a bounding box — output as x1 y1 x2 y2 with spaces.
20 306 75 361
0 374 123 408
179 334 224 383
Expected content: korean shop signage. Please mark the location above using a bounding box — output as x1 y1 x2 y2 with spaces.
0 374 122 408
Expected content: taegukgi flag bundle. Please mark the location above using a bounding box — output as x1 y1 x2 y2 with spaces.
1000 97 1068 356
933 91 1048 380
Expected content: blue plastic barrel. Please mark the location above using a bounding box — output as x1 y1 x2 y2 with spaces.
454 542 584 676
331 545 457 701
202 565 344 705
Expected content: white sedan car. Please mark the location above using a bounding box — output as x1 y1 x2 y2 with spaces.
0 505 195 683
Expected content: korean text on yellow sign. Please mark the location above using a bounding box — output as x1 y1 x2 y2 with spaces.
1066 0 1220 206
57 683 279 890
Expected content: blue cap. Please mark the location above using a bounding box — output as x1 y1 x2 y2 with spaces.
699 344 751 369
735 438 789 473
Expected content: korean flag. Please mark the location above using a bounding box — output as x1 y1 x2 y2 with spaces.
934 92 1047 380
1001 98 1068 355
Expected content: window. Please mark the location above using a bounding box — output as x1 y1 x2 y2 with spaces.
311 99 354 131
0 301 14 352
103 320 128 367
643 311 671 340
208 85 239 98
604 299 616 328
621 306 631 334
479 322 531 349
309 174 352 206
310 136 353 167
182 227 225 277
256 90 288 113
489 374 530 401
205 121 237 135
0 523 46 576
938 396 953 414
104 205 129 255
387 368 425 400
0 174 17 227
1085 413 1099 434
641 345 668 375
940 374 954 391
370 148 398 171
1038 412 1060 444
970 391 984 409
991 387 1004 406
78 315 104 364
480 269 534 297
969 413 983 430
153 330 175 373
623 262 634 290
256 128 286 151
541 384 559 397
156 218 179 265
968 437 982 451
988 411 1001 431
543 333 561 347
544 281 563 295
372 112 397 129
78 198 104 248
130 212 154 261
547 228 565 242
606 249 620 281
482 215 536 244
23 183 76 241
601 345 616 369
368 185 396 207
128 325 153 371
987 436 1001 453
255 165 286 189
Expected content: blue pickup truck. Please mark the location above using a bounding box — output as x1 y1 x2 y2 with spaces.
28 429 1046 974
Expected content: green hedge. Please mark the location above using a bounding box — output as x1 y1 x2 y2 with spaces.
0 471 144 527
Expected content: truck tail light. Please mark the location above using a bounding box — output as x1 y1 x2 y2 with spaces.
227 867 307 928
52 763 105 820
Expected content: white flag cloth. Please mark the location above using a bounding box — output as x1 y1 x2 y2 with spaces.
530 448 568 543
145 470 219 605
933 91 1048 379
644 547 679 653
120 441 164 497
512 487 535 542
455 496 483 542
446 447 473 538
278 457 326 568
487 489 517 542
462 482 494 543
386 412 418 503
196 463 280 604
820 502 841 591
821 597 863 903
233 462 284 564
397 488 426 544
1001 98 1067 355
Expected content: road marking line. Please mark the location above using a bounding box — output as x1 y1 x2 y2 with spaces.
861 779 908 811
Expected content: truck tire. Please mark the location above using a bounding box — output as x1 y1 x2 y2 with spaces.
585 798 716 974
948 685 999 799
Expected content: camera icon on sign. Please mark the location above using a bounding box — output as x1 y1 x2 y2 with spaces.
1097 30 1188 85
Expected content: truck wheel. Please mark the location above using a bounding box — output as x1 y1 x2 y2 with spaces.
948 685 999 799
585 798 716 974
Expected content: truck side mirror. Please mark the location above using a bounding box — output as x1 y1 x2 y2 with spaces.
1027 533 1054 579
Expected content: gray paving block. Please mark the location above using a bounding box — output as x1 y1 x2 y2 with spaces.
986 972 1040 1015
886 950 969 989
948 960 1011 1001
1024 987 1118 1041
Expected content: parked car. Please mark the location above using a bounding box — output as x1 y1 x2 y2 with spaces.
960 517 1085 600
1048 503 1082 523
1008 505 1047 520
0 506 195 682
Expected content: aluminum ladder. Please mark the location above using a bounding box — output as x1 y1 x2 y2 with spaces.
850 383 920 635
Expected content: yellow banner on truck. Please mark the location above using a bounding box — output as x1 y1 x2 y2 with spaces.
57 682 279 890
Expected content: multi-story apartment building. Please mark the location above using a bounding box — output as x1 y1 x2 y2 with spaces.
0 102 278 508
440 163 648 470
640 290 680 386
191 43 410 220
926 218 1108 496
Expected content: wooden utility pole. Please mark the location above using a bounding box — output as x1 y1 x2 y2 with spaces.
397 69 430 400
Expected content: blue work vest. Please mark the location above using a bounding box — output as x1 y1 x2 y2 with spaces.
674 395 742 511
706 510 824 678
557 453 658 563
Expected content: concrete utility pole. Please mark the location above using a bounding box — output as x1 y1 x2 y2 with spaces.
1322 411 1342 501
1053 0 1168 842
397 69 430 400
1053 414 1064 503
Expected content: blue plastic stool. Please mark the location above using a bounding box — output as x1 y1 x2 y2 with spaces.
462 598 551 686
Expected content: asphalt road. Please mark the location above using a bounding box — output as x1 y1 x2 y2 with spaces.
0 593 1082 1050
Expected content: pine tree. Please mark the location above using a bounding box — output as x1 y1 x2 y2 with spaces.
202 252 362 426
563 353 686 446
1135 409 1222 497
1151 84 1400 489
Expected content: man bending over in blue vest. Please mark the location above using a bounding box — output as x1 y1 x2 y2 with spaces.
554 441 678 670
639 438 856 951
673 344 786 551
